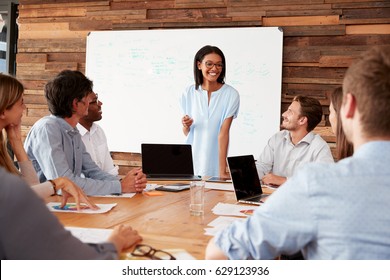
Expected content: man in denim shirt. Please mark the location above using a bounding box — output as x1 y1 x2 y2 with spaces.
24 70 146 196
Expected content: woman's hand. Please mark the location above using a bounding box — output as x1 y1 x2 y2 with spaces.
182 115 193 136
5 122 23 144
5 122 29 162
52 177 99 211
182 115 193 128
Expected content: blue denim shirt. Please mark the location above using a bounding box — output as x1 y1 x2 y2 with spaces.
24 115 121 195
215 141 390 259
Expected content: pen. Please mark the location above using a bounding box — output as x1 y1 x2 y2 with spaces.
111 193 122 196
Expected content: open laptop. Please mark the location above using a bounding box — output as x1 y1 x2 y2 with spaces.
227 155 269 205
141 143 202 181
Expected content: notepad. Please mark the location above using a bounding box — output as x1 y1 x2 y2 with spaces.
144 191 164 196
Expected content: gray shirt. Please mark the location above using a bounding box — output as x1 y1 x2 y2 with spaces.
256 130 334 178
0 168 117 260
24 115 121 195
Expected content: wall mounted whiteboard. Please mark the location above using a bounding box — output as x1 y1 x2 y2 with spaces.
86 27 283 158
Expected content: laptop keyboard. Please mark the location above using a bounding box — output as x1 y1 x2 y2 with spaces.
247 196 262 202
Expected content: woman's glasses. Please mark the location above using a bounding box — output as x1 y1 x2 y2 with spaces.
131 244 176 260
203 61 223 69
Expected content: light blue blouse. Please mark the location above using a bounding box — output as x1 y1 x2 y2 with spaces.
180 84 240 176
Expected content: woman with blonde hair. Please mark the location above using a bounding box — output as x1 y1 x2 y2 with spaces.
0 73 95 209
1 74 144 259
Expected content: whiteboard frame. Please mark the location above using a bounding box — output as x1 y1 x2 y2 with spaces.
86 27 283 158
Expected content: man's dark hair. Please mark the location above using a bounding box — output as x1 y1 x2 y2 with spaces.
293 95 323 132
45 70 93 118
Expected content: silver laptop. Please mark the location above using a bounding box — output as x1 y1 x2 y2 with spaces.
141 143 201 181
227 155 269 205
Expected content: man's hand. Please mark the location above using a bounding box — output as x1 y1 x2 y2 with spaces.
121 168 147 193
261 173 287 187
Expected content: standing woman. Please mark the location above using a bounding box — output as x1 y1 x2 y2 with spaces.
181 45 240 177
329 86 354 160
0 73 96 209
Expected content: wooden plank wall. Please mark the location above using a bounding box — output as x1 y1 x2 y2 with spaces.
17 0 390 172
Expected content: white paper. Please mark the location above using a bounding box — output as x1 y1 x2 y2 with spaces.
205 182 234 191
208 216 243 227
164 249 196 260
211 202 259 217
66 226 112 243
204 216 244 236
66 227 196 260
92 193 137 198
144 183 159 191
47 202 117 214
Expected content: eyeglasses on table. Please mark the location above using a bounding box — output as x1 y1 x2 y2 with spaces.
131 244 176 260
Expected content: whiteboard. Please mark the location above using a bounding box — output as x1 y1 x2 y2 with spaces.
86 27 283 158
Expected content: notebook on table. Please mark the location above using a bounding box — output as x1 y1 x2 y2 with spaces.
227 154 269 205
141 143 202 181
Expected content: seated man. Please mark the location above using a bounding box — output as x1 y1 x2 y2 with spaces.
24 70 146 196
77 91 119 176
206 46 390 260
257 95 334 186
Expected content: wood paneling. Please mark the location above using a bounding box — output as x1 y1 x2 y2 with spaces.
282 25 346 36
346 24 390 35
17 0 390 166
111 152 142 175
263 15 340 26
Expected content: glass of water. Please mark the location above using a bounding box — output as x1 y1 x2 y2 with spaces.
190 181 205 216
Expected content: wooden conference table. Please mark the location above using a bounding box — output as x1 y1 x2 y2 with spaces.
47 180 274 260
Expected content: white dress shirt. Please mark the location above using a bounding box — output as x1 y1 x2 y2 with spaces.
77 123 119 176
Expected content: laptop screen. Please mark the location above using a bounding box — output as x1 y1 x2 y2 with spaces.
227 155 263 200
141 143 194 176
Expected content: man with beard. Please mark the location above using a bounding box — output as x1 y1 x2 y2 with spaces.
256 95 334 187
77 92 119 176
